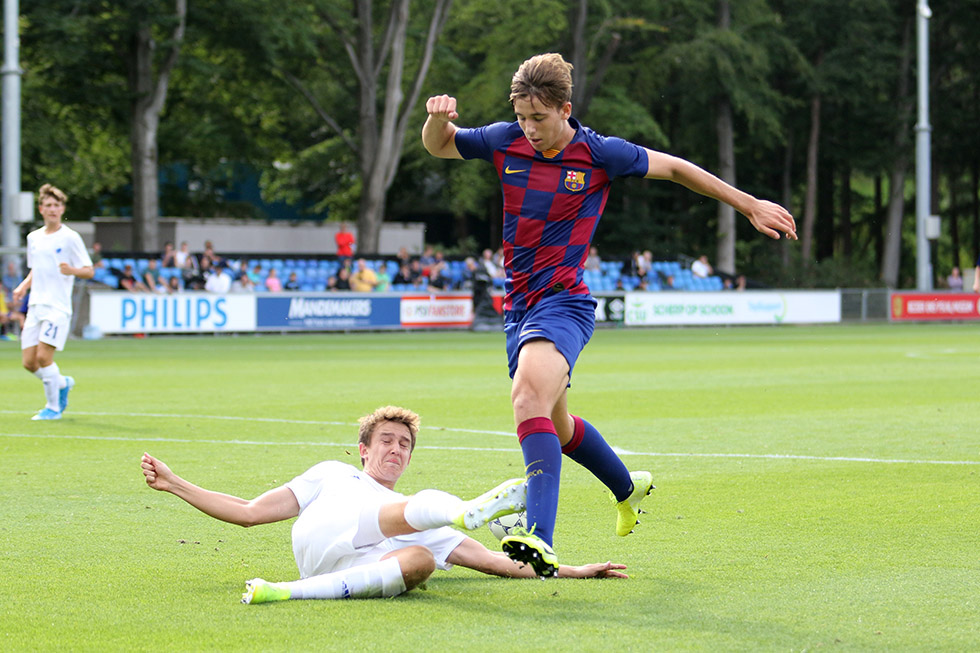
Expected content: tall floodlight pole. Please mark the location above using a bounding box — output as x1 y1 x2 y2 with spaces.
2 0 22 269
915 0 933 290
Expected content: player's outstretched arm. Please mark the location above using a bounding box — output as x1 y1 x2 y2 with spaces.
446 537 628 579
13 270 32 303
644 149 797 241
558 561 629 579
60 263 94 280
422 94 463 160
141 452 300 527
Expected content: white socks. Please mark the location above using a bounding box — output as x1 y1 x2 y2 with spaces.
35 363 64 411
403 489 464 531
283 557 406 599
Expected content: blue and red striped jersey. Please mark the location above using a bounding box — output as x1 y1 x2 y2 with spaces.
455 118 648 311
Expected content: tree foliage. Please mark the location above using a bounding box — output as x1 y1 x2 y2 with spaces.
14 0 979 287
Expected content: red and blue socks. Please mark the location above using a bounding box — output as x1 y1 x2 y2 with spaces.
563 415 633 502
517 417 562 547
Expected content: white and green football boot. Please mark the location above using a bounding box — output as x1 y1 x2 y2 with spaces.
452 477 527 530
614 471 654 536
241 579 291 605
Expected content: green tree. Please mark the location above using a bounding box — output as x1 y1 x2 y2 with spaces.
22 0 187 252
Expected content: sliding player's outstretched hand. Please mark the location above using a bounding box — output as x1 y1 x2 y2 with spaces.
425 94 459 122
746 199 797 241
141 452 175 492
561 561 629 579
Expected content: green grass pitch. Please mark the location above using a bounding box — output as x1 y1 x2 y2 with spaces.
1 324 978 651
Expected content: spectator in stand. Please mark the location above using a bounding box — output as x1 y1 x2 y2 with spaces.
492 247 505 271
375 264 391 292
585 246 601 272
632 250 650 280
396 246 412 267
460 256 483 291
231 272 255 292
248 264 264 286
118 264 149 292
175 241 195 269
946 267 963 291
205 262 232 293
198 257 214 289
265 268 283 292
723 275 747 291
0 280 12 340
89 241 105 273
328 266 351 291
200 241 223 269
691 254 713 278
393 263 414 287
182 255 205 290
409 260 425 287
166 276 183 294
284 271 301 291
419 245 437 272
350 258 378 292
143 259 166 293
335 222 355 264
427 260 450 290
480 248 504 279
232 259 251 283
3 261 21 294
695 254 743 288
1 268 20 338
161 241 177 268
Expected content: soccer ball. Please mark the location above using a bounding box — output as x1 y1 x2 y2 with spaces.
488 511 526 540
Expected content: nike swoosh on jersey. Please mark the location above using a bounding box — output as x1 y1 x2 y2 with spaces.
520 329 541 337
504 166 528 174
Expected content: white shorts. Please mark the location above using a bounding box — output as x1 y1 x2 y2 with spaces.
289 493 465 579
291 494 386 578
21 305 71 351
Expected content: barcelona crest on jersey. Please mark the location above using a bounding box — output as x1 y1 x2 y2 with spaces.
563 170 586 192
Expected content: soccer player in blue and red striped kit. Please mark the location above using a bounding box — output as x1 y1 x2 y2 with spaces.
423 53 797 576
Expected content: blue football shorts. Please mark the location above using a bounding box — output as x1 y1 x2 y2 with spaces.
504 292 597 381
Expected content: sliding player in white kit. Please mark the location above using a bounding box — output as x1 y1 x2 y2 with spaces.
13 184 93 421
141 406 627 604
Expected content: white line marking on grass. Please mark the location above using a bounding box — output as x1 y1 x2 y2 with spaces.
0 409 516 437
0 431 520 453
612 448 980 466
1 430 978 465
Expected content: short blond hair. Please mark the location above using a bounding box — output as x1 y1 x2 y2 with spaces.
509 53 574 110
357 406 420 465
38 183 68 205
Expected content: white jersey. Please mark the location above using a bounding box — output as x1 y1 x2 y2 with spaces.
25 224 92 316
286 460 465 578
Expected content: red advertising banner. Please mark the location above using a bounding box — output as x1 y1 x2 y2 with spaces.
890 292 980 321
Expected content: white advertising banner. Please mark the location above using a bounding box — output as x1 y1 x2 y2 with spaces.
89 292 257 333
399 294 474 327
624 291 841 326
